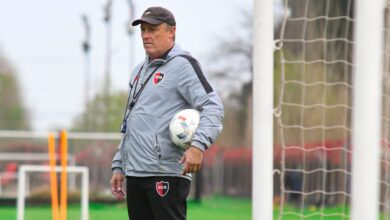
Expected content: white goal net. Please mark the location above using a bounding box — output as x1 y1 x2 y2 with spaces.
271 0 390 219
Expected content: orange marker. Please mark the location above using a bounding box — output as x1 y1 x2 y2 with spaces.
48 133 59 220
60 130 68 220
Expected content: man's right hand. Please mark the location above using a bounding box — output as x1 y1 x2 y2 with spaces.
111 173 125 201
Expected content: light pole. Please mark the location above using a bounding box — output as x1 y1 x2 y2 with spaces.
126 0 135 72
103 0 113 96
102 0 113 131
81 14 91 130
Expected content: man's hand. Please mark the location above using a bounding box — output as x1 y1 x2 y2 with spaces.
179 146 204 175
111 173 125 201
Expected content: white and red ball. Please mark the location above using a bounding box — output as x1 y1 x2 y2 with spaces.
169 109 200 149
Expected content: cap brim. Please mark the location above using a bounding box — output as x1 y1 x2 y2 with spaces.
131 18 163 26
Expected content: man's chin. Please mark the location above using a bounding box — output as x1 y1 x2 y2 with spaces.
144 48 154 54
145 51 158 58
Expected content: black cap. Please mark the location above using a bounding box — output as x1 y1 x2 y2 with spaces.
132 7 176 26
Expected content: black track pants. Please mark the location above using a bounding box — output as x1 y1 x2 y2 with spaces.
126 176 191 220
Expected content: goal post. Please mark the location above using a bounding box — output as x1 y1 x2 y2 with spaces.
253 0 274 219
17 165 89 220
351 0 385 219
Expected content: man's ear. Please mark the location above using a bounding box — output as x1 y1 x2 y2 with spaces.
169 26 176 38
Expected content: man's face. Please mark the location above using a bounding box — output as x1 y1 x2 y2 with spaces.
140 23 175 59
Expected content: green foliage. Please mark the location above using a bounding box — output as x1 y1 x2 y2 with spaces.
71 90 127 132
0 52 30 130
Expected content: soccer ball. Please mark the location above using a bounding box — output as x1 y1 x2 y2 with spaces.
169 109 200 149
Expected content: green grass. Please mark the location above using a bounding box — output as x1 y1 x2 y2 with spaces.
274 204 350 220
0 203 128 220
188 196 251 220
0 196 251 220
2 196 385 220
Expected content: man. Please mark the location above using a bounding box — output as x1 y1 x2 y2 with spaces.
111 6 224 220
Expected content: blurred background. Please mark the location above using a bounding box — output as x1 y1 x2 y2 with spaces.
0 0 256 132
0 0 259 219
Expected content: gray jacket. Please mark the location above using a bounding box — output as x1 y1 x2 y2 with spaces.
111 44 224 180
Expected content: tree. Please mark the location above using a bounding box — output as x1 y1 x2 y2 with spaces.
71 90 127 132
0 50 31 130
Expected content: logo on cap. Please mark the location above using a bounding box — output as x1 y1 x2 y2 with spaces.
153 72 164 85
156 181 169 197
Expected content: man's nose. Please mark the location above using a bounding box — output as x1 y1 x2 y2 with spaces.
142 31 151 39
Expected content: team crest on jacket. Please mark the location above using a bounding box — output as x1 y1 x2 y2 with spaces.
156 181 169 197
153 72 164 85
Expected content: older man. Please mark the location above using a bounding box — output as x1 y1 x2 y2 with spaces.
110 6 224 220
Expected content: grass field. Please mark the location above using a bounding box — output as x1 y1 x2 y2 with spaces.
0 196 251 220
1 196 380 220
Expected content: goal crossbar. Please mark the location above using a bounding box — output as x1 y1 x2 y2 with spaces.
0 130 121 140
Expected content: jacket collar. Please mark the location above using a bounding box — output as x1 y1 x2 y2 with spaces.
147 45 173 64
145 44 185 66
156 46 173 60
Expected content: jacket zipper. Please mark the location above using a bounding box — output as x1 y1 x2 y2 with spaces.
155 133 162 167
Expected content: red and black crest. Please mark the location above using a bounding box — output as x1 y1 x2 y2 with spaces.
155 181 169 197
153 72 165 85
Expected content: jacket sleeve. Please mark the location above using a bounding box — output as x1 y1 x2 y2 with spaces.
111 133 125 174
177 56 224 151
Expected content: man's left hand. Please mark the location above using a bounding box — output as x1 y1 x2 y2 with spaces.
179 146 204 175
